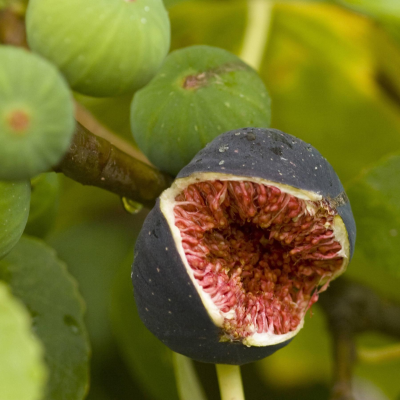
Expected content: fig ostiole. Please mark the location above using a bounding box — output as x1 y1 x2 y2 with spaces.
132 128 356 365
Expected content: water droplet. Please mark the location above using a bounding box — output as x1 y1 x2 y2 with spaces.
219 144 229 153
64 315 79 334
219 160 225 165
122 197 144 214
235 132 240 136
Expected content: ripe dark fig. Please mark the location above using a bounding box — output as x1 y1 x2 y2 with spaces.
26 0 170 97
0 46 75 181
131 45 271 176
0 180 31 260
132 128 356 365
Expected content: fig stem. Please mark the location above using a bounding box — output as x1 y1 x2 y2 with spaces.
358 343 400 364
0 8 28 48
75 101 152 166
319 278 400 400
173 353 207 400
216 364 245 400
239 0 273 71
54 122 173 209
331 333 356 400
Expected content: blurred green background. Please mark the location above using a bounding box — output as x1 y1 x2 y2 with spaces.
2 0 400 399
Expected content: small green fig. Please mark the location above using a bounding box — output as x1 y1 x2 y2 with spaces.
0 180 31 260
26 0 170 97
131 45 271 176
25 173 60 238
0 46 75 181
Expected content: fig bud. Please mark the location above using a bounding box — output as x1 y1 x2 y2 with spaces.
132 128 356 365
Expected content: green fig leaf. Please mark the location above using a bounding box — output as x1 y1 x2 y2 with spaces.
257 306 331 388
48 218 142 360
0 280 47 400
0 179 30 260
335 0 400 20
354 333 400 400
110 255 179 400
47 177 147 399
25 172 60 238
0 46 75 181
0 236 90 400
169 0 247 54
345 154 400 297
261 3 400 183
257 307 400 398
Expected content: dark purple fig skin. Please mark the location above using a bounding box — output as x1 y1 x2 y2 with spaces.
132 201 290 365
178 128 356 257
132 127 355 365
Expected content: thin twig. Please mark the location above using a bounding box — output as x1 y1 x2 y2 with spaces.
54 122 173 209
319 278 400 400
216 364 245 400
0 8 27 47
331 333 356 400
358 343 400 364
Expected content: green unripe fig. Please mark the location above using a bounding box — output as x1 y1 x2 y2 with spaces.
130 45 271 176
0 180 31 260
25 173 60 239
0 46 75 181
26 0 170 97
